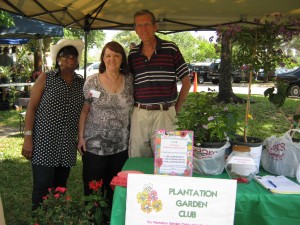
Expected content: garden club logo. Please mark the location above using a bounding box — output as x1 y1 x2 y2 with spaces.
136 183 163 213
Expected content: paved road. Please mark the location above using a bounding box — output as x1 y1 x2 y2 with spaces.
178 82 274 95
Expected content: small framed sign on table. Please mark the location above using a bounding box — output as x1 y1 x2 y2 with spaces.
154 130 194 176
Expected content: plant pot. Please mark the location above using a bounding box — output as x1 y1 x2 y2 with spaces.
193 141 230 175
230 136 263 174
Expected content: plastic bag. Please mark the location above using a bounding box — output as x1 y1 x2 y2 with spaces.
261 129 300 178
193 141 230 175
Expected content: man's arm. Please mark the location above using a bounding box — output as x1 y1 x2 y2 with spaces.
175 75 191 114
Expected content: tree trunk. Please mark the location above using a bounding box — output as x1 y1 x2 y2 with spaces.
217 33 245 103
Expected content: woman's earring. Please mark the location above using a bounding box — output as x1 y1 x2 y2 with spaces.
58 61 61 66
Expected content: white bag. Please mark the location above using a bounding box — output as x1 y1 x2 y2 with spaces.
261 129 300 178
193 141 230 175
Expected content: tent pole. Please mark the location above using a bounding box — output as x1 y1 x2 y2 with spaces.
83 32 88 81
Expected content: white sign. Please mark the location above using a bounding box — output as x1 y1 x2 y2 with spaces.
125 174 237 225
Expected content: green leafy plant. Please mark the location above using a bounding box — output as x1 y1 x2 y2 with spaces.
176 91 240 145
29 180 110 225
30 187 90 225
0 66 14 81
84 180 111 225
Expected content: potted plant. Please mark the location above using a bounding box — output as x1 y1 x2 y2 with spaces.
0 66 14 84
176 91 240 175
176 91 240 145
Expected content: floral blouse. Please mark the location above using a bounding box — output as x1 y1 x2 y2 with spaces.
83 73 134 156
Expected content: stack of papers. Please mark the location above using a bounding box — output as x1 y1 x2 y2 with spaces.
254 175 300 194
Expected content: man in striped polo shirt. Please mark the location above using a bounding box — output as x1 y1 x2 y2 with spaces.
128 9 191 157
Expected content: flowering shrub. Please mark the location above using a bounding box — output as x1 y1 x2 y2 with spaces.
84 180 111 225
30 180 110 225
30 187 90 225
176 91 240 144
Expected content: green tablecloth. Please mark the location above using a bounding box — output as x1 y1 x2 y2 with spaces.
111 157 300 225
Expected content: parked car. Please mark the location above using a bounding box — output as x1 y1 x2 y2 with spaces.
188 62 211 84
275 67 300 97
256 67 288 81
75 62 100 77
207 60 245 84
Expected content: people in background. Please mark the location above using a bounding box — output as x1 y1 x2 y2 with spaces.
21 39 85 211
128 9 191 157
77 41 134 220
0 47 13 67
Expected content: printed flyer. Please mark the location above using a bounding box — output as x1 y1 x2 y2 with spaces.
125 174 237 225
154 130 194 176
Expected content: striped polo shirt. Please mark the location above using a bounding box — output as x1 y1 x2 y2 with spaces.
128 36 189 104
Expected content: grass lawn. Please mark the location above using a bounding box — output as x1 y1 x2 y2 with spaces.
0 93 299 225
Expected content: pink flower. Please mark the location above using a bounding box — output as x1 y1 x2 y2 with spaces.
55 187 67 193
154 158 163 167
65 196 72 201
54 193 60 199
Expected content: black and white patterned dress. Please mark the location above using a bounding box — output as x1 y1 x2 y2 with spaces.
31 70 84 167
83 73 134 156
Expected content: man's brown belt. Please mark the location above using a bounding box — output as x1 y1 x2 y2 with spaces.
134 102 175 110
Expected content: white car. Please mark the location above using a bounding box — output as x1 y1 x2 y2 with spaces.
76 62 100 77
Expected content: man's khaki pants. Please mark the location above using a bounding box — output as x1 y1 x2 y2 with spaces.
129 106 177 157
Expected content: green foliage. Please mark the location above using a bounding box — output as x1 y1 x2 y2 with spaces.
176 91 240 144
0 10 14 27
63 28 105 49
30 187 90 225
224 15 300 81
84 180 111 225
15 47 34 81
112 31 218 63
157 32 218 63
0 66 14 79
28 180 110 225
113 31 140 54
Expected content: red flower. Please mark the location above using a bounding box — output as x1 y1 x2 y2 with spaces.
89 180 103 192
42 195 48 200
65 196 72 201
55 187 67 193
54 193 60 199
